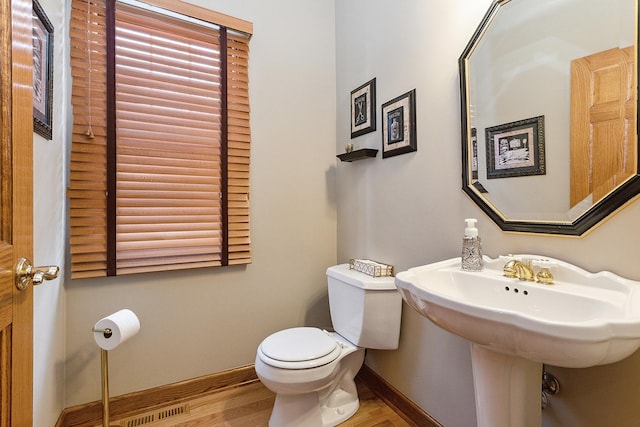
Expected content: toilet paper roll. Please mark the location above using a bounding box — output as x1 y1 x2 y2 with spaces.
93 309 140 351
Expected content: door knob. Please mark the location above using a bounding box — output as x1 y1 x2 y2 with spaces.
15 257 60 290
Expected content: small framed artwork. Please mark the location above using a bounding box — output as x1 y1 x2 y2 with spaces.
381 89 416 158
485 115 545 179
32 0 54 140
350 78 376 138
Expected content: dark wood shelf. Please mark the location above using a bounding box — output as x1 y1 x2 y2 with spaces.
337 148 378 162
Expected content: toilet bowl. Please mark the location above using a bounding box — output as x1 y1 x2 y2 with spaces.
255 327 364 427
255 264 402 427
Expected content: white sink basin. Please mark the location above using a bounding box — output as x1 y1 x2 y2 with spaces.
396 255 640 427
395 255 640 368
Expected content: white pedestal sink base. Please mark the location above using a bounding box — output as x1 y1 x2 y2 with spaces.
471 344 542 427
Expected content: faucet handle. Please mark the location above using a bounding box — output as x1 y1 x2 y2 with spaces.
500 254 519 278
533 259 556 285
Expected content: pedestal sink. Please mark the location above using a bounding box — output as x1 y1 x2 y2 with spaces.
395 255 640 427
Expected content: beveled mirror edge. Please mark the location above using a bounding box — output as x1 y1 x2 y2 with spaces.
459 0 640 237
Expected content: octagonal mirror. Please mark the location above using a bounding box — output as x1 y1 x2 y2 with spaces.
460 0 639 235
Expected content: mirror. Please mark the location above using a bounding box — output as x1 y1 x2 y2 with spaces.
460 0 639 235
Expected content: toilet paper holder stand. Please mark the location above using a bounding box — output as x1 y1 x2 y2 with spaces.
92 327 116 427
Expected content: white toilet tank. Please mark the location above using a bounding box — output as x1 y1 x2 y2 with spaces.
326 264 402 349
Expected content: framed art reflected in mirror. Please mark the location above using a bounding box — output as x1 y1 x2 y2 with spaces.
485 116 545 179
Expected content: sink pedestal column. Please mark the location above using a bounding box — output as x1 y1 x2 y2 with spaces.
471 343 542 427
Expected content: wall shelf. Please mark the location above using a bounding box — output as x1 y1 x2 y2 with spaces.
336 148 378 162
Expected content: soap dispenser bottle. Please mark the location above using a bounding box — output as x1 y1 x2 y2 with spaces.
461 218 483 271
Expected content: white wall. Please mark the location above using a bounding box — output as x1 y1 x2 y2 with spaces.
335 2 486 425
57 0 338 413
336 1 640 427
32 0 68 425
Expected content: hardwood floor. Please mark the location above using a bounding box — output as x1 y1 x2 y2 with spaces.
102 378 413 427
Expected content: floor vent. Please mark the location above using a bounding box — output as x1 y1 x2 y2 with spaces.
124 403 189 426
126 414 154 427
158 404 187 419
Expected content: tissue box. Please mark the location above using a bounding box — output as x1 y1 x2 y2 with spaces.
349 259 394 277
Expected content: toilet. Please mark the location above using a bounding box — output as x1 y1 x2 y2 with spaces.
255 264 402 427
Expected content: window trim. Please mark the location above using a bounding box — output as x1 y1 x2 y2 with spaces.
131 0 252 36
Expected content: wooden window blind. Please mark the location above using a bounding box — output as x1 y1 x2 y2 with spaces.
70 0 109 278
226 31 251 265
69 0 252 278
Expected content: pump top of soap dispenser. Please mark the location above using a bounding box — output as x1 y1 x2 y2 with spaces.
464 218 478 238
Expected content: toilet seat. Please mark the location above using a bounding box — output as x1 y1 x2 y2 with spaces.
258 327 342 369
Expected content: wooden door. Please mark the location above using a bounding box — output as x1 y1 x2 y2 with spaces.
570 46 637 207
1 0 35 424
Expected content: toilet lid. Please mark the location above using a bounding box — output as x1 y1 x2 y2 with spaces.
260 327 338 363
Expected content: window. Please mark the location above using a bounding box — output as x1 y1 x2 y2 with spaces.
69 0 252 278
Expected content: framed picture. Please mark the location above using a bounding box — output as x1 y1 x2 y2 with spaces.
485 115 545 179
32 0 54 140
381 89 416 158
350 78 376 138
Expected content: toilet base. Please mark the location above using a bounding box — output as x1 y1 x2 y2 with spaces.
320 388 359 427
269 388 359 427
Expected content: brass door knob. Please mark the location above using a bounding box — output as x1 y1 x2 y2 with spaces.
15 257 60 290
